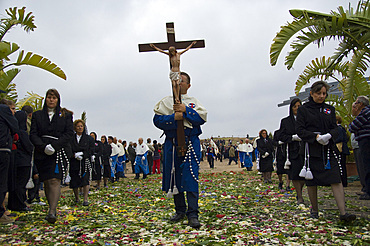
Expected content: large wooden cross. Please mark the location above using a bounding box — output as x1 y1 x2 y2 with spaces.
139 22 205 156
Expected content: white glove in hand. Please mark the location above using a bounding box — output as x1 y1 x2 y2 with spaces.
142 156 145 161
264 152 269 157
292 134 302 141
44 144 55 155
317 133 331 145
278 141 284 145
75 152 83 160
91 155 95 162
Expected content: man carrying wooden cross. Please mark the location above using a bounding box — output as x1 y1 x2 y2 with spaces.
153 71 207 228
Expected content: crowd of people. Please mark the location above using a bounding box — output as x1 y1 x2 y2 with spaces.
200 82 369 222
0 89 164 225
0 80 369 227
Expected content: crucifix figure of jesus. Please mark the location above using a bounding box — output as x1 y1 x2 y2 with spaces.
139 22 205 156
150 41 197 103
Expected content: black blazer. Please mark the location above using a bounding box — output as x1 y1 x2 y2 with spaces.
30 107 73 160
296 97 338 157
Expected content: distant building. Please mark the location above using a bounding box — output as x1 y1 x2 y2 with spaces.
278 79 370 107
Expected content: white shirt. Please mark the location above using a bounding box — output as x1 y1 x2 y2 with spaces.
110 143 120 156
136 143 149 155
117 142 125 157
153 94 207 128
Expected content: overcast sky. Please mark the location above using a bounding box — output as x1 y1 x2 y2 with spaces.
1 0 359 143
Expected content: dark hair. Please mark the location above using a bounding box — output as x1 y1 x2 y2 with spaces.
122 140 126 145
153 140 157 144
101 135 107 142
180 71 191 84
21 105 33 114
108 136 113 141
259 129 267 138
0 98 15 106
73 119 85 131
46 88 60 100
60 107 74 117
90 132 97 140
310 81 330 95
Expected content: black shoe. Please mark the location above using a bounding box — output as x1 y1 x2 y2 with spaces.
278 182 283 190
340 213 356 222
82 201 89 206
170 213 185 222
310 210 319 219
45 213 57 224
188 217 201 229
286 186 291 192
143 174 147 179
359 193 370 200
134 174 140 179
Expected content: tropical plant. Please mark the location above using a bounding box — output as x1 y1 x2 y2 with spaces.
270 0 370 124
0 6 66 106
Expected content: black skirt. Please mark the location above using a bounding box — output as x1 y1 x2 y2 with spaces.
259 156 274 172
276 158 289 175
288 156 305 181
35 155 64 182
91 158 102 181
305 154 341 186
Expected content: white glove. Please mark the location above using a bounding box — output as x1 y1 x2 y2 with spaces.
91 155 95 163
75 152 83 160
44 144 55 155
292 134 302 141
264 152 269 157
142 156 145 161
317 133 331 145
278 141 284 145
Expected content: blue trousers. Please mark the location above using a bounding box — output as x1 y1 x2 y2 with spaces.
239 152 246 167
174 191 199 219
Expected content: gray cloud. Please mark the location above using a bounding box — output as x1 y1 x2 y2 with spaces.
1 0 357 142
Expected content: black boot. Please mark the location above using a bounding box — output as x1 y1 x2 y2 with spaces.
143 174 147 179
134 173 140 179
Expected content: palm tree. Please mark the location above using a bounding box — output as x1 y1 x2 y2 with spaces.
270 0 370 120
0 6 66 105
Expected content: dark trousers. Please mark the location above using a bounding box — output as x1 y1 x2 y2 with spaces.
358 138 370 195
147 155 153 175
27 176 40 203
207 155 214 168
174 191 199 219
7 166 31 211
228 157 237 165
354 148 366 191
0 152 10 217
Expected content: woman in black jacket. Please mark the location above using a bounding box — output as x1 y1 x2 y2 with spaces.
90 132 104 189
69 119 94 206
279 98 305 204
256 129 274 183
296 81 355 221
100 135 112 188
30 89 74 223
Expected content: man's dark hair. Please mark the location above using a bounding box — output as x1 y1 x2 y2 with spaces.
108 136 114 141
21 105 34 114
180 71 191 84
122 140 126 145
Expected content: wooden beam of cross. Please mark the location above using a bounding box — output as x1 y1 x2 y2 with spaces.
138 22 205 157
138 22 205 53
